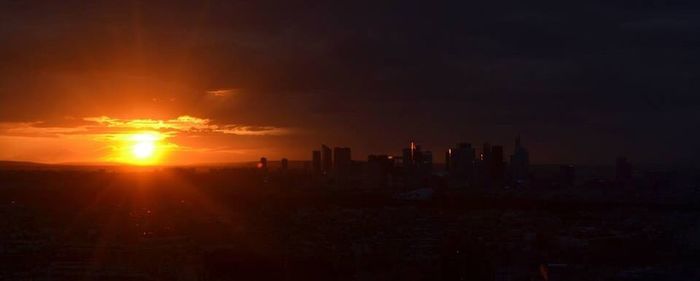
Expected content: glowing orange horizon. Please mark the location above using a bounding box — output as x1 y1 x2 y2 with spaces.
108 131 172 165
0 115 293 165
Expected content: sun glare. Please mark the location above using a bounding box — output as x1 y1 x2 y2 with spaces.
116 132 168 165
132 137 156 159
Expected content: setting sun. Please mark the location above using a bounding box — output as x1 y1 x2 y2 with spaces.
113 131 169 165
131 134 157 159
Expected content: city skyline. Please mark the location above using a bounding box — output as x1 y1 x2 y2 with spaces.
0 134 648 167
2 2 699 280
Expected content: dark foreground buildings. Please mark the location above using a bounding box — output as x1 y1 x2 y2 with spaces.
1 136 693 281
2 153 694 281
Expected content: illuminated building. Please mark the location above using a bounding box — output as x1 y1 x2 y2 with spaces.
401 140 419 168
401 140 433 177
410 141 417 163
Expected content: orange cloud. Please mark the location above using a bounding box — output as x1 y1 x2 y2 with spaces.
205 88 238 97
0 115 293 164
83 115 290 136
0 121 88 137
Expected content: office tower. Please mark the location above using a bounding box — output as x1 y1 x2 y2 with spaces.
450 143 476 182
402 141 424 167
410 141 417 163
509 135 530 182
321 145 332 174
400 140 420 168
312 150 321 173
281 158 289 170
333 147 352 175
401 140 434 179
476 142 503 188
413 143 424 167
616 157 632 182
258 157 268 169
402 140 425 167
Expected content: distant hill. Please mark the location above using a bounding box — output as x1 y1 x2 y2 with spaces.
0 160 312 171
0 161 52 168
0 161 116 171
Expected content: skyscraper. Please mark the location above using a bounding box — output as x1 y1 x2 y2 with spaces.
491 145 505 186
281 158 289 170
476 142 501 188
321 145 332 174
401 140 419 169
450 143 476 183
333 147 352 175
410 141 417 164
401 141 433 178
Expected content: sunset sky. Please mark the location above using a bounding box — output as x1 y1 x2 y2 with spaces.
1 1 699 165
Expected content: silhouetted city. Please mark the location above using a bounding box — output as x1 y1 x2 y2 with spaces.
3 1 700 280
2 135 700 280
